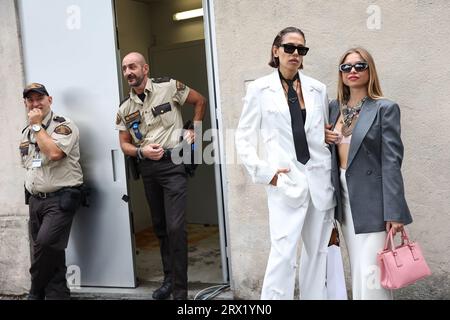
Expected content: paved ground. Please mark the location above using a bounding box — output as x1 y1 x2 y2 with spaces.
2 274 449 300
0 281 232 300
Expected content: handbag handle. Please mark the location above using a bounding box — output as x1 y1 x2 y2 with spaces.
383 227 412 252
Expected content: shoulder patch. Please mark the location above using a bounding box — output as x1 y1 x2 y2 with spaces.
119 95 130 108
54 124 72 135
176 80 186 91
53 116 66 123
116 113 123 125
152 77 171 83
19 141 30 156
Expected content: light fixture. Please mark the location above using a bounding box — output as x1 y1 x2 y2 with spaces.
172 8 203 21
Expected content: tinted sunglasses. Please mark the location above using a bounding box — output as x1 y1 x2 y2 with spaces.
339 62 369 73
280 44 309 56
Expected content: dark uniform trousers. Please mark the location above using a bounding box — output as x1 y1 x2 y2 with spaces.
139 158 188 299
28 195 77 299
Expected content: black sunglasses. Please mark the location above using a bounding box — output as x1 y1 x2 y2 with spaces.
339 62 369 73
280 44 309 56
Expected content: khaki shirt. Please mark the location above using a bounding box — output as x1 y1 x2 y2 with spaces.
19 111 83 194
115 77 190 148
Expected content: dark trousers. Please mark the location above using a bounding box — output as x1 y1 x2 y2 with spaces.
139 159 188 299
28 196 76 299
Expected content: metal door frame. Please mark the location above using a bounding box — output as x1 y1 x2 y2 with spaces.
203 0 232 284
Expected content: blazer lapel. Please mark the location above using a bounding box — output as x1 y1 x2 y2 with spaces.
329 100 340 128
347 98 379 169
299 72 316 132
268 71 292 124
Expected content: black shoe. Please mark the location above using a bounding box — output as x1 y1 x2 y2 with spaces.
152 282 173 300
173 289 187 300
27 293 44 300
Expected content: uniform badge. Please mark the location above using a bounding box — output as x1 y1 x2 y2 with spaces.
54 124 72 135
125 111 141 124
176 80 186 91
153 77 171 83
53 116 66 123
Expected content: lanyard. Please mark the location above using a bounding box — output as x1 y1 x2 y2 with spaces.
28 111 53 153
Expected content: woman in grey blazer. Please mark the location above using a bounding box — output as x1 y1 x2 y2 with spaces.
325 47 413 299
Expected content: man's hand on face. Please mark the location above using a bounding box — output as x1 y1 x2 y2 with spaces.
28 108 44 126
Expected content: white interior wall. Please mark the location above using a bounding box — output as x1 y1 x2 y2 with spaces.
116 0 154 232
148 0 204 46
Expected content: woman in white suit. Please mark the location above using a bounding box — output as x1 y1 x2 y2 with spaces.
235 27 336 300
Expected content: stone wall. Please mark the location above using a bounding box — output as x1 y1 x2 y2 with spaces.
0 0 30 295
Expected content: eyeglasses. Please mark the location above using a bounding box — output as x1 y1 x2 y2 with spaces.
280 44 309 56
339 62 369 73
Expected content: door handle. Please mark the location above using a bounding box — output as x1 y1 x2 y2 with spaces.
111 149 119 181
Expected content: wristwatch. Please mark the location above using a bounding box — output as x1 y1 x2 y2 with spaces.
31 124 42 132
136 147 144 160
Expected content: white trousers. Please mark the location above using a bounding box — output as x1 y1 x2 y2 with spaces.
339 169 393 300
261 192 334 300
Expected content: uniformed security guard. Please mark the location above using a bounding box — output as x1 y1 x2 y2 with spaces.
20 83 84 300
116 52 206 300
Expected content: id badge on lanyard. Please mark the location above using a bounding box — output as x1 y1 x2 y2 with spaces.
32 152 42 168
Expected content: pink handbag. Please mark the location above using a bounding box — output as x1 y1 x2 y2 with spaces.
377 228 431 289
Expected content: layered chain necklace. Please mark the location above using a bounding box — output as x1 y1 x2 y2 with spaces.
340 97 367 136
279 71 301 103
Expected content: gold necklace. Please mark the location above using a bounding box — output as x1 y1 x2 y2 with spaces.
282 79 301 103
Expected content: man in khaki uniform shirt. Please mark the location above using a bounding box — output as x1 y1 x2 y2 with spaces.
20 83 84 300
117 52 206 300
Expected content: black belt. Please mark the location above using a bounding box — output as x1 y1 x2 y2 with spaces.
31 186 81 199
31 189 63 199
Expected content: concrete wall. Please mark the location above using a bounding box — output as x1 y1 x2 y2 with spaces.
0 0 30 295
213 0 450 299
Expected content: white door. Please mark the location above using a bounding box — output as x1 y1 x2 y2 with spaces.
18 0 136 287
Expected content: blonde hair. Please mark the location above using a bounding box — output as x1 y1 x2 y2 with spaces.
337 47 383 105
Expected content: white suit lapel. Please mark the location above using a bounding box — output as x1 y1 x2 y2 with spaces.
299 72 316 133
268 71 292 124
267 71 319 132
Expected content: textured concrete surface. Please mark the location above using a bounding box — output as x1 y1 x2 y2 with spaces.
213 0 450 299
0 217 30 295
0 0 31 295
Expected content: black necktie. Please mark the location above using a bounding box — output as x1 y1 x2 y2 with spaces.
282 73 310 164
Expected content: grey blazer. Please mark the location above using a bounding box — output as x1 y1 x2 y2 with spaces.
329 98 412 234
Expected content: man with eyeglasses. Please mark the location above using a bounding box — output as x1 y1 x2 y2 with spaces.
20 83 85 300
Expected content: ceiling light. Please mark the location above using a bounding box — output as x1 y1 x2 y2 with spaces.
173 8 203 21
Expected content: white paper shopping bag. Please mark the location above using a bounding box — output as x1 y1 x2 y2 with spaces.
326 244 348 300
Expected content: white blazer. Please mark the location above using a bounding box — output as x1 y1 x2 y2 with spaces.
235 70 335 211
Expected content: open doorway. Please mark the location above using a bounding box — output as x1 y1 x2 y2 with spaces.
114 0 226 287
